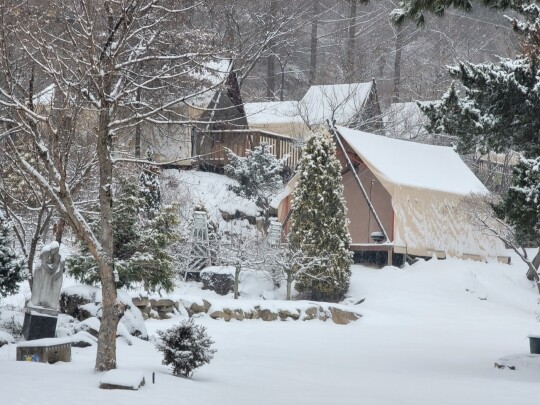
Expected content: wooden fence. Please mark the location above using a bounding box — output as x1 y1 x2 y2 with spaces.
192 129 303 170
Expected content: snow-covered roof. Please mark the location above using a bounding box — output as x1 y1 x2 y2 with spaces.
299 82 373 126
33 84 55 105
337 126 487 195
244 101 303 125
383 101 430 140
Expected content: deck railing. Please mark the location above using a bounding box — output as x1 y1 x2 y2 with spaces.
192 129 303 169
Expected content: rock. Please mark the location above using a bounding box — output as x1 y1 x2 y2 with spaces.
120 304 148 340
0 331 15 348
259 309 278 322
201 271 234 295
59 291 94 321
189 299 211 315
278 310 299 321
99 370 145 390
303 306 319 320
132 296 148 307
209 308 233 321
69 331 97 348
150 298 176 308
328 307 360 325
233 309 245 321
74 317 100 338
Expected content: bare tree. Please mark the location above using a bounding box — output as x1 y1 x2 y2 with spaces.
460 194 540 282
0 0 225 371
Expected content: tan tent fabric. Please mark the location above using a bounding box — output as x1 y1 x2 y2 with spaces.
336 126 507 261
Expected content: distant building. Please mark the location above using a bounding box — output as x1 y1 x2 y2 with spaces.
244 80 383 138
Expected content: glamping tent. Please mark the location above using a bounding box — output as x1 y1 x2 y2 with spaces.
278 126 509 263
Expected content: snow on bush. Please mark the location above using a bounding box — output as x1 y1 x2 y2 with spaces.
156 319 216 378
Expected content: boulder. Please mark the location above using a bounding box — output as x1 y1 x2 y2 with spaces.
120 304 148 340
132 296 148 308
278 309 299 321
74 317 100 338
328 307 360 325
59 291 94 321
259 309 278 322
201 270 234 295
189 299 211 315
303 306 319 320
0 331 15 348
99 370 145 390
209 308 233 321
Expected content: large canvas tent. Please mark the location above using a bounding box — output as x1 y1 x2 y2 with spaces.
278 126 509 263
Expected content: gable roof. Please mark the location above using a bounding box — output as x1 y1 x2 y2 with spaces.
336 125 487 195
244 101 303 125
299 82 373 126
382 101 430 139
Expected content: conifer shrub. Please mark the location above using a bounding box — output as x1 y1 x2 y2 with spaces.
156 319 216 378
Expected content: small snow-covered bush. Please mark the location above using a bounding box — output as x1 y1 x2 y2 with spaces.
156 320 216 378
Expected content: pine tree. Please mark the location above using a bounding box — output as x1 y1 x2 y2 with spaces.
420 6 540 279
419 5 540 158
139 150 162 218
0 213 25 297
225 143 286 232
495 157 540 247
67 179 178 292
156 319 216 378
289 131 352 302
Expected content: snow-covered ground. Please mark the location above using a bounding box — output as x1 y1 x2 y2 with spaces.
1 257 539 405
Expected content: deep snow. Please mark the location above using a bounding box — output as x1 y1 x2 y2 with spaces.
1 257 540 405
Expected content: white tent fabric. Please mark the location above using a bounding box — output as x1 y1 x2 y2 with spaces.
337 126 507 261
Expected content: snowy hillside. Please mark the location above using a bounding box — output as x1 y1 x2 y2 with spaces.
2 257 540 405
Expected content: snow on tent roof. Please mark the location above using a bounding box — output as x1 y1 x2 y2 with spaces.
299 82 372 126
336 125 487 195
244 101 303 124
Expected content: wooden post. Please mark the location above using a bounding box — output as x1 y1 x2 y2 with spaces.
387 248 393 267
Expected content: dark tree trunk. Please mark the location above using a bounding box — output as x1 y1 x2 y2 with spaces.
393 27 405 103
309 0 319 85
346 1 357 82
266 0 279 100
135 87 142 158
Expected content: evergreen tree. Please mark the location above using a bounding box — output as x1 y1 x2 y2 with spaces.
288 131 352 302
0 213 25 297
495 157 540 247
139 150 162 218
225 143 286 232
420 6 540 279
419 5 540 158
67 180 178 292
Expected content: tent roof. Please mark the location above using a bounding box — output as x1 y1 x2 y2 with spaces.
300 82 373 126
336 126 487 196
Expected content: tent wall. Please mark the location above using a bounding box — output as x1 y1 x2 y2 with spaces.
342 165 393 244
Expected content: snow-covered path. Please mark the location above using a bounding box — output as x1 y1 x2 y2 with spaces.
1 259 539 405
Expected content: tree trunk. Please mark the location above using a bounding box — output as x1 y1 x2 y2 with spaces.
309 0 319 85
286 273 292 300
234 264 241 299
266 0 278 100
526 248 540 281
393 27 404 103
94 102 120 371
346 1 357 82
135 87 142 158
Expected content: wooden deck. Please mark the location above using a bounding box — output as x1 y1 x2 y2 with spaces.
192 129 303 170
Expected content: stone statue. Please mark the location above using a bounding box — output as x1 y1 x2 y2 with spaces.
29 242 64 311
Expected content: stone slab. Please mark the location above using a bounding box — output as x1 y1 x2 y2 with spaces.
99 370 146 390
22 311 58 341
